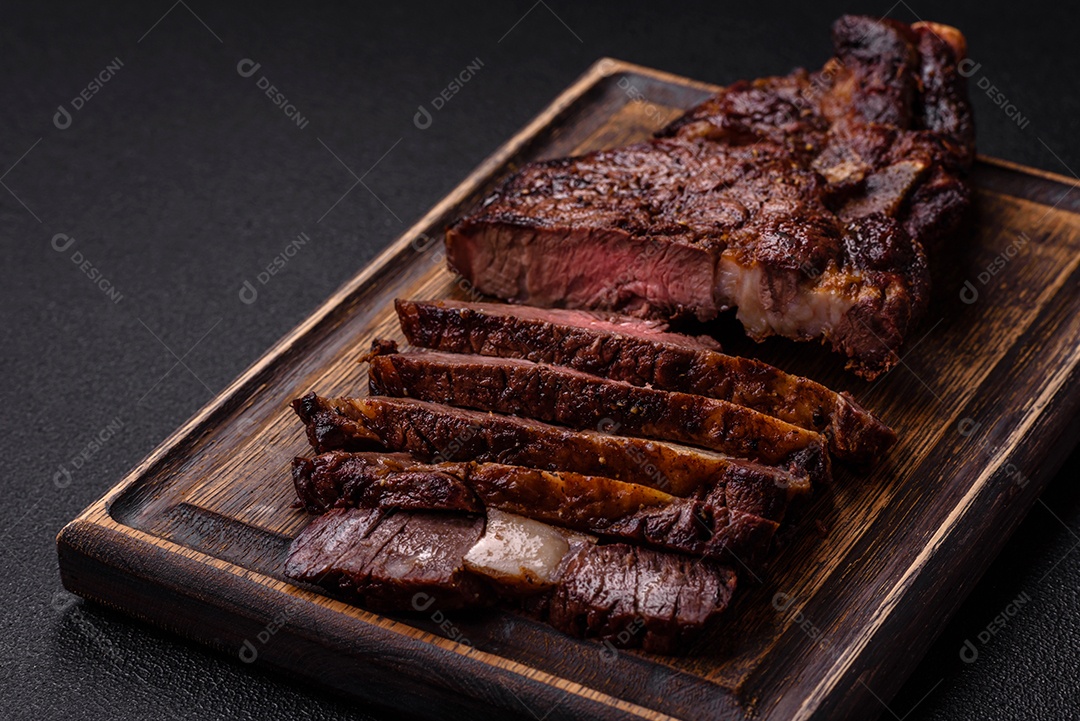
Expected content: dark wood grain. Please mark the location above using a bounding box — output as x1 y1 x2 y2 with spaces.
56 58 1080 721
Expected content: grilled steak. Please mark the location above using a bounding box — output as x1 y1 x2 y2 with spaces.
286 506 737 652
546 543 738 654
293 451 780 564
284 507 491 611
292 393 812 513
395 299 895 464
368 348 830 480
292 452 481 515
662 19 974 242
444 16 973 379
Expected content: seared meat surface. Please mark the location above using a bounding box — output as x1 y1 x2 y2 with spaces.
285 506 737 653
293 451 780 564
368 348 830 480
284 507 491 611
291 393 812 508
546 542 737 654
395 299 895 464
292 451 482 515
445 16 973 378
280 14 931 654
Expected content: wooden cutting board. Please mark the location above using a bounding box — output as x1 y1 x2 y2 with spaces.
57 58 1080 721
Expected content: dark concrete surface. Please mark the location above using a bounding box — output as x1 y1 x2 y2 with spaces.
2 1 1076 719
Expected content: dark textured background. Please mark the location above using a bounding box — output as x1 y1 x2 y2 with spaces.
3 1 1077 719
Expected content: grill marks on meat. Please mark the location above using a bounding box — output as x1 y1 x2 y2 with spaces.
284 507 491 611
444 16 973 379
395 299 894 465
292 451 780 565
395 297 721 353
547 543 737 654
282 14 918 654
368 349 830 481
291 393 811 510
285 506 738 653
444 140 905 378
292 452 482 515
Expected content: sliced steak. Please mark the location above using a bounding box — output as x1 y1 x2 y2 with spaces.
395 298 895 465
292 452 480 514
295 446 799 525
293 451 780 564
292 394 812 515
288 506 737 652
397 297 720 351
545 543 738 654
369 348 830 481
284 507 491 611
443 16 973 380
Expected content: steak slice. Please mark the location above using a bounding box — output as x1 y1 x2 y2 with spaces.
293 451 780 564
368 349 830 480
545 543 738 654
292 452 481 515
284 507 491 611
287 506 737 652
444 16 973 379
292 393 811 515
397 297 721 351
395 298 895 465
295 444 800 528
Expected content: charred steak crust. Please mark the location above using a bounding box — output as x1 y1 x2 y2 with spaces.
546 543 738 654
291 452 482 515
394 299 895 465
291 393 811 512
444 16 973 379
293 451 780 565
285 507 739 653
292 391 376 453
368 349 831 482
